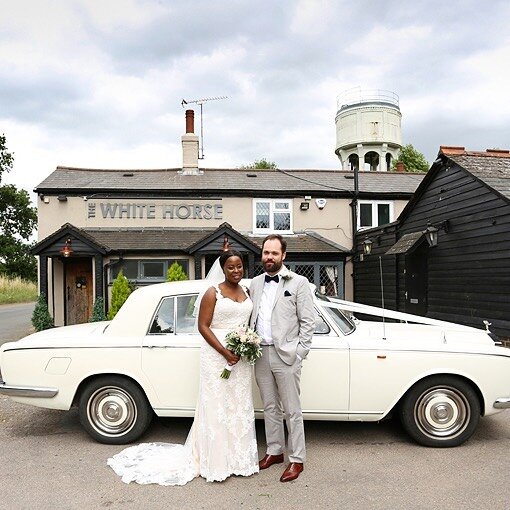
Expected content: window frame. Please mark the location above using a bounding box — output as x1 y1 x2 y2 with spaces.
253 198 293 234
110 258 189 284
148 293 199 335
357 200 393 230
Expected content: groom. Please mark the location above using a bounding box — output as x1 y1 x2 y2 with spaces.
250 234 315 482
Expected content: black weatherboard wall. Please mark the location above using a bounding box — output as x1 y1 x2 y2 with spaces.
355 147 510 340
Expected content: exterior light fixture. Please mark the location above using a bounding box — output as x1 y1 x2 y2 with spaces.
222 235 230 251
362 237 373 256
60 238 73 258
300 202 310 211
425 220 449 248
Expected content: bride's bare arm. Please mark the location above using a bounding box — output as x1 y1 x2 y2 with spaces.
198 287 240 365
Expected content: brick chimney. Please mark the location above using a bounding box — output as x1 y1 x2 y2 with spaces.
396 161 405 172
181 109 200 174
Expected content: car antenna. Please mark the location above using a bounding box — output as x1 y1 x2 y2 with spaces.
379 256 387 340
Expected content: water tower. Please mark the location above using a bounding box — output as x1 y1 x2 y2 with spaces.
335 88 402 172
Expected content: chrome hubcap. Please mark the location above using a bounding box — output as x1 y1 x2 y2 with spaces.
414 386 469 439
87 386 137 437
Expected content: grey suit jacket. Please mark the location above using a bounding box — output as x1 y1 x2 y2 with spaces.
250 267 316 365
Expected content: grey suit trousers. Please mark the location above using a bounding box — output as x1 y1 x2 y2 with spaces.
255 345 305 463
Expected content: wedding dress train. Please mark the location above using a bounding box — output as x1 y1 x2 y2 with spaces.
107 285 259 485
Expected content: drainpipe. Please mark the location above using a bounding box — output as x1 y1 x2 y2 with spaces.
350 165 360 299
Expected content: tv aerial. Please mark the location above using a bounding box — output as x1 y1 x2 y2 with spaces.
181 95 228 159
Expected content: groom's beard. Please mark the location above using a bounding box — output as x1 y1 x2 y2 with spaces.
263 260 282 274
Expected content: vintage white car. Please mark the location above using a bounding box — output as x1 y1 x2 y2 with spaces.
1 280 509 448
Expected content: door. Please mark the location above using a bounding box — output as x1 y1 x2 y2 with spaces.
141 294 202 409
65 258 93 325
405 243 428 316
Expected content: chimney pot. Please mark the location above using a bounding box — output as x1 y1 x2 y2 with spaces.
185 109 194 133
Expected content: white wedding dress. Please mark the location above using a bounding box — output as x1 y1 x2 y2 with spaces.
107 285 259 485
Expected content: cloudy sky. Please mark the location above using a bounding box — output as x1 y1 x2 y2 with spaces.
2 0 510 196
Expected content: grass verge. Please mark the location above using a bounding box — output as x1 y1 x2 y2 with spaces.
0 275 38 305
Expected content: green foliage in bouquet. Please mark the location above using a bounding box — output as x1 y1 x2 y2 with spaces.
89 297 106 322
31 293 54 331
107 271 132 320
166 262 188 282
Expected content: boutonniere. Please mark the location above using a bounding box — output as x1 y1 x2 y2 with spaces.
281 268 292 281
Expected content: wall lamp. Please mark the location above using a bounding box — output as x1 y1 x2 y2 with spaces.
425 220 450 247
299 202 310 211
362 237 373 256
60 238 73 258
222 235 230 251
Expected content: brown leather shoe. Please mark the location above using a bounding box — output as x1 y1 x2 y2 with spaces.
259 454 284 470
280 462 304 482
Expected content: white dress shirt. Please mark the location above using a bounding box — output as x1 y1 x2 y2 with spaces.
256 273 280 345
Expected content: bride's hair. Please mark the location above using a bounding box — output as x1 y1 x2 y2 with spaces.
219 249 243 269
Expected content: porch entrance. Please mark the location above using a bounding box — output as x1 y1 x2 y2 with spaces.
65 257 93 325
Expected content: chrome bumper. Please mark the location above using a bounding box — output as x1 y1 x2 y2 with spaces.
0 380 58 398
493 398 510 409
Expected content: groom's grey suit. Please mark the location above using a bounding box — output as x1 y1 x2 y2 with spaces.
250 267 315 463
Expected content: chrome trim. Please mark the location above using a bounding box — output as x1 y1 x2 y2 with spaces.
0 380 58 398
494 398 510 409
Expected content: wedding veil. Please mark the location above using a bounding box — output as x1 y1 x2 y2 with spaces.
192 257 225 317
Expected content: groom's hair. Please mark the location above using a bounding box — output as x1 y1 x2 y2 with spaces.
219 249 244 269
262 234 287 253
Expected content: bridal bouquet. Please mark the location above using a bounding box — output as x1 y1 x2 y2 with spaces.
220 325 262 379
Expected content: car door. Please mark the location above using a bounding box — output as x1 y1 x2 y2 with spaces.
141 294 201 410
290 306 350 416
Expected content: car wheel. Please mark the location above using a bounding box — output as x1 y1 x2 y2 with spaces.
78 376 153 444
399 376 480 447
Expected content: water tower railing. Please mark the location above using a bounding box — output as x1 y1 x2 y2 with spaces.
337 88 399 109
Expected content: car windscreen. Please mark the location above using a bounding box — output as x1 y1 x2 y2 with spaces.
315 293 355 335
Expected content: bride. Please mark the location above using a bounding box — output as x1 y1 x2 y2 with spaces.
107 250 259 485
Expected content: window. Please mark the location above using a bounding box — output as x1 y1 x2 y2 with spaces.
111 259 189 283
175 295 198 334
149 294 199 335
254 261 345 298
358 201 393 230
253 199 292 233
149 297 175 334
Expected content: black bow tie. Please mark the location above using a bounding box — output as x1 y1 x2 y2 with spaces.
265 274 279 284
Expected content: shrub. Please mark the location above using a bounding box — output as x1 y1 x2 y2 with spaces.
31 293 54 331
90 297 106 322
108 271 132 320
166 262 188 282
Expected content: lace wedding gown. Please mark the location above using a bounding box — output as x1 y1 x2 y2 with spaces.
107 285 259 485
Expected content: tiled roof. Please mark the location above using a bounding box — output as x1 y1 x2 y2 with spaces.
83 228 207 251
447 153 510 201
82 228 348 254
252 231 350 254
35 166 424 197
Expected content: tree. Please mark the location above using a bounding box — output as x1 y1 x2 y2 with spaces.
31 293 54 331
391 144 429 173
107 270 132 320
240 158 278 170
166 261 188 282
90 297 107 322
0 134 37 281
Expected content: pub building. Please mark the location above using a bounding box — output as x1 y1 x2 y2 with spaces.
32 110 423 326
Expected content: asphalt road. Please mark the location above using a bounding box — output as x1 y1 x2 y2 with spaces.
0 302 35 345
0 394 509 510
1 308 509 509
